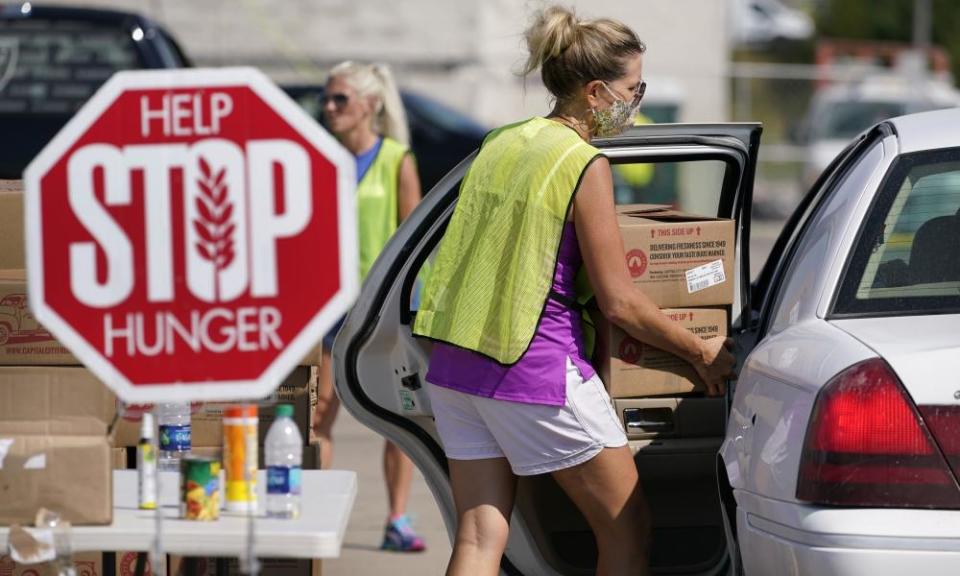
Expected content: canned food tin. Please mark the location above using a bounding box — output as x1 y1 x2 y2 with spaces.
180 456 221 521
223 404 258 512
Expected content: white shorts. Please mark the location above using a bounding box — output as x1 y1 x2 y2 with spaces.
426 358 628 476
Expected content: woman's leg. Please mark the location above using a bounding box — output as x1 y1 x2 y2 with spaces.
380 441 425 551
313 347 340 469
552 446 651 576
447 457 517 576
384 441 413 517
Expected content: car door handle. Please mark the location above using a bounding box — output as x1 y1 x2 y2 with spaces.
626 420 672 430
623 408 675 433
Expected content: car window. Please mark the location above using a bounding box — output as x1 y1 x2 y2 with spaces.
766 137 885 334
833 147 960 316
0 18 140 114
611 158 728 215
752 131 873 320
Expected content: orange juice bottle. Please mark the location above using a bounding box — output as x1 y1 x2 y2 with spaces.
223 404 258 512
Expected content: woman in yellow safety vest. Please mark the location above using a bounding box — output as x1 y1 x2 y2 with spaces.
413 6 736 575
318 61 426 552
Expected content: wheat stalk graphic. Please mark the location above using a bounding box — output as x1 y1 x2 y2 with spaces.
194 157 235 301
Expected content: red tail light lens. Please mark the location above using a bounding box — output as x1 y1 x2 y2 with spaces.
797 358 960 508
919 406 960 480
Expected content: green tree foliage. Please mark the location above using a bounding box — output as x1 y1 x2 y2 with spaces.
815 0 960 82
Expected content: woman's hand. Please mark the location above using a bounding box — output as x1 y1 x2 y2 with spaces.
692 337 737 396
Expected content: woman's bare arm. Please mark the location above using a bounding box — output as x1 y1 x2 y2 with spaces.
397 154 422 223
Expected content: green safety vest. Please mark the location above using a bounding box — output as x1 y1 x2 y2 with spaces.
357 137 409 280
413 117 601 364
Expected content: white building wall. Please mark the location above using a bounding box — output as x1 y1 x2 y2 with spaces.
41 0 729 125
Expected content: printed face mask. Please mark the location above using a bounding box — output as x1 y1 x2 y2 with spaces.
592 82 642 138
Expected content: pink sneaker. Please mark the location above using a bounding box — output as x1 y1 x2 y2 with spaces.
380 515 426 552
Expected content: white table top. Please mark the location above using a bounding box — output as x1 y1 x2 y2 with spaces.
0 469 357 558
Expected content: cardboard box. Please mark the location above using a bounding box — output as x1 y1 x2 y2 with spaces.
0 182 24 270
111 447 130 470
113 366 317 448
0 367 117 526
0 270 77 365
0 366 116 426
617 205 735 308
113 551 155 576
0 419 112 526
594 308 728 397
0 552 103 576
167 556 319 576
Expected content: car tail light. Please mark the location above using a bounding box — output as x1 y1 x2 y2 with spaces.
797 358 960 508
919 405 960 480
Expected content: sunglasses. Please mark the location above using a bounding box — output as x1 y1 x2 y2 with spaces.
321 93 350 107
604 80 646 108
633 80 647 106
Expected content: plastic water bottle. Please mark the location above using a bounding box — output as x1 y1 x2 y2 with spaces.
157 402 191 472
265 404 302 518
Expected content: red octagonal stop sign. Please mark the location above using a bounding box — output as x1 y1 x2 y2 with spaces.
24 68 358 402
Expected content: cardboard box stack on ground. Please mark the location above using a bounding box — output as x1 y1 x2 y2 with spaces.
0 552 103 576
0 368 116 526
589 204 735 398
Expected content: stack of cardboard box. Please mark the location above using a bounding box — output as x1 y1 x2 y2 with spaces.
0 181 324 575
592 204 735 397
0 183 115 574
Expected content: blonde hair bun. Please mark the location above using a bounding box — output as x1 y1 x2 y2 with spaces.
520 4 645 103
522 6 580 76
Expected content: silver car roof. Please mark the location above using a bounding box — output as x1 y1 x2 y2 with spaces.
889 107 960 154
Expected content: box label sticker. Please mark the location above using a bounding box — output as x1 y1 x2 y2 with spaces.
685 260 726 293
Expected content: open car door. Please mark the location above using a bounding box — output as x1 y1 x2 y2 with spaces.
335 122 761 575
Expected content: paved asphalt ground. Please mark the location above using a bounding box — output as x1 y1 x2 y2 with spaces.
321 218 785 575
321 409 451 575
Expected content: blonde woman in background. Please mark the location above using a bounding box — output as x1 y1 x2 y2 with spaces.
413 5 735 575
317 61 425 552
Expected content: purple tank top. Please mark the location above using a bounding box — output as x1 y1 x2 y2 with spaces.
425 221 596 406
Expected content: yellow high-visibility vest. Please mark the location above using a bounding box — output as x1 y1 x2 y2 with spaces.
413 117 601 364
357 137 409 280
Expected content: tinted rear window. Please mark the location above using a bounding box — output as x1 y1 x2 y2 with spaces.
834 147 960 316
0 18 139 114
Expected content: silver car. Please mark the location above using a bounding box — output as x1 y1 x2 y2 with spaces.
335 109 960 575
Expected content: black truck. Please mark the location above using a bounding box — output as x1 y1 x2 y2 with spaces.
0 2 191 178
